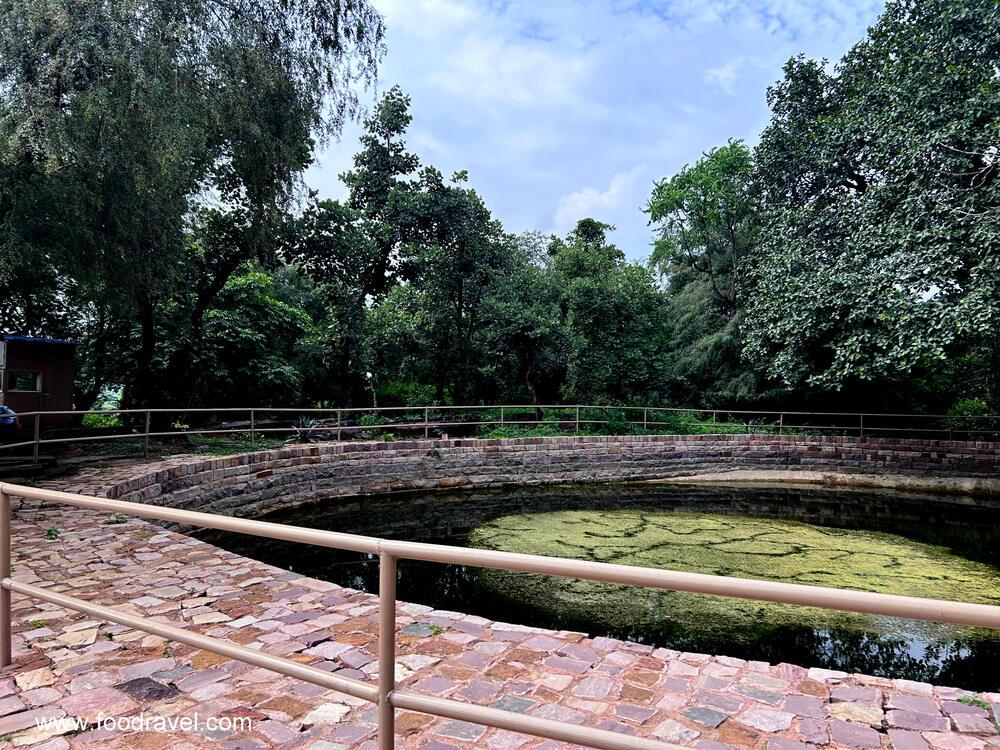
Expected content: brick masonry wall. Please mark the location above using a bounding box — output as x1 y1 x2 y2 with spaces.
102 435 1000 524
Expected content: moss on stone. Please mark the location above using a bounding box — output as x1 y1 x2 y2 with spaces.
468 510 1000 641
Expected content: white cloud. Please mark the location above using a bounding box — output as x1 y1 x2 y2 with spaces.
409 129 451 156
553 164 648 235
705 58 745 94
427 36 588 107
377 0 477 39
308 0 886 259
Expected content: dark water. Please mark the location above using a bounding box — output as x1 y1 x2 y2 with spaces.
194 483 1000 690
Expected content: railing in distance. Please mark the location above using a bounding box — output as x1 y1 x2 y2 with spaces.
4 404 1000 463
2 482 1000 748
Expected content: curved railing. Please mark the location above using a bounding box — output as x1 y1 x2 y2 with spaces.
1 482 999 749
3 403 1000 463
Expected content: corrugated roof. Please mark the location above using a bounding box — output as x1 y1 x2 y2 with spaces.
1 334 77 346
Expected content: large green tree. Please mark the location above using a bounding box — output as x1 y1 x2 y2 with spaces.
0 0 384 407
282 87 429 405
479 232 567 404
745 0 1000 406
550 220 669 404
401 169 511 402
647 141 759 405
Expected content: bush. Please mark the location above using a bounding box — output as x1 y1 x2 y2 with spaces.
602 409 637 435
81 412 121 428
375 380 437 407
359 412 393 427
645 409 702 433
480 424 563 439
949 398 990 417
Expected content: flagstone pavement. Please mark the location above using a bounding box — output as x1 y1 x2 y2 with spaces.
0 455 998 750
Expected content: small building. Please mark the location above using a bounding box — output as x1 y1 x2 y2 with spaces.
0 334 77 429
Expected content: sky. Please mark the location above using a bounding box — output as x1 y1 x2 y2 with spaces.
305 0 886 260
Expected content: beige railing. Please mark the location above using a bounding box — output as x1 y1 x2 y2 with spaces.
2 482 1000 749
4 404 1000 464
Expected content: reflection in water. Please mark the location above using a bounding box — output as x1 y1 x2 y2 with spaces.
195 482 1000 690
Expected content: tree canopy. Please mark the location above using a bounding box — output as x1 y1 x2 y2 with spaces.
2 0 998 418
744 0 1000 403
0 0 384 407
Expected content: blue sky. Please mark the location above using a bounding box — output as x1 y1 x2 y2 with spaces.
305 0 885 260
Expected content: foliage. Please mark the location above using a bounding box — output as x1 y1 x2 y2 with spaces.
478 234 567 403
481 424 564 439
81 413 121 428
950 399 991 418
648 140 756 317
0 0 384 407
647 141 760 406
551 220 670 403
5 0 999 420
744 0 1000 404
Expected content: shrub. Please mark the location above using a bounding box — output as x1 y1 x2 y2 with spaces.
81 412 121 428
949 398 990 417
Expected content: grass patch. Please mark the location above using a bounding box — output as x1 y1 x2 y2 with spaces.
957 695 991 710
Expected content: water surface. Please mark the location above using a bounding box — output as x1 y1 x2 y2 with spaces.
195 482 1000 689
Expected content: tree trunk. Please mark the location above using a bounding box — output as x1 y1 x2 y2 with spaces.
134 296 157 408
990 335 1000 413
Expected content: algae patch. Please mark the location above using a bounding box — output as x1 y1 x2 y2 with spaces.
468 509 1000 641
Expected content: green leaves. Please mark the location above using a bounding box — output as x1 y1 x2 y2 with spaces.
745 0 1000 400
1 0 384 405
646 142 758 405
549 221 669 404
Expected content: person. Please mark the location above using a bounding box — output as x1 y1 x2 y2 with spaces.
0 403 20 445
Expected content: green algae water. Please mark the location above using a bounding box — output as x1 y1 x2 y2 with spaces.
468 509 1000 645
196 483 1000 689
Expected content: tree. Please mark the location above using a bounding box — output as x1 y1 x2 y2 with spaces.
479 233 567 404
744 0 1000 406
646 141 759 405
550 220 669 403
0 0 384 407
281 87 423 405
186 271 310 407
340 85 422 300
281 198 373 405
402 168 510 402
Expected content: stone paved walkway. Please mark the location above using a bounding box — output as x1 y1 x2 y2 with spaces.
0 457 999 750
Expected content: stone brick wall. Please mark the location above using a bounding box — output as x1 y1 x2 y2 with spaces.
102 435 1000 523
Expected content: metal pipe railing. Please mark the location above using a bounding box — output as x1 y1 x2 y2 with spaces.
2 482 1000 747
3 403 1000 464
0 483 693 750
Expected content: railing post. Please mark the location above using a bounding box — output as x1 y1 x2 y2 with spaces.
500 405 505 425
643 408 648 431
424 407 429 440
336 410 342 442
778 413 783 435
575 406 580 435
250 409 256 447
143 410 151 457
1 486 11 666
859 413 865 439
32 413 40 464
378 551 397 750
